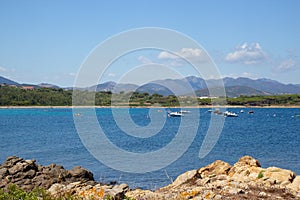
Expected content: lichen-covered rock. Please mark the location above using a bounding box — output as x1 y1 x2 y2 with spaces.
2 155 300 199
126 155 300 200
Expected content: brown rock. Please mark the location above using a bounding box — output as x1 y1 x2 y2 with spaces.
170 169 198 187
0 156 95 191
234 156 261 167
69 166 94 181
263 167 296 185
228 156 262 180
198 160 231 178
1 156 23 168
0 168 8 178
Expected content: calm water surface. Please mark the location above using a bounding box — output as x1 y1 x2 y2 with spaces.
0 108 299 189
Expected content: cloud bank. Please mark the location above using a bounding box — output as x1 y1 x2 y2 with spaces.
225 43 268 65
158 48 209 64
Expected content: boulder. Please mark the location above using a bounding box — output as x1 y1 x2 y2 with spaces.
198 160 231 178
1 156 23 168
69 166 94 181
263 167 296 185
170 169 198 187
0 156 95 191
288 176 300 192
228 155 262 182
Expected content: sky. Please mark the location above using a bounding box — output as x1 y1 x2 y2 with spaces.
0 0 299 86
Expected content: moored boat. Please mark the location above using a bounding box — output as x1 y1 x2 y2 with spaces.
224 111 238 117
168 111 184 117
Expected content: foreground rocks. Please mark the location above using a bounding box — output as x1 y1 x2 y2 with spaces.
1 155 300 199
0 156 95 191
126 156 300 200
0 156 129 199
126 156 300 199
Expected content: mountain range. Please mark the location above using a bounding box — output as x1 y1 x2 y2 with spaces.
1 75 300 97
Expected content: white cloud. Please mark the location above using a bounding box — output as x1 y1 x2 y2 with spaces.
0 66 7 72
274 59 297 72
225 43 268 65
108 73 116 77
138 55 153 64
158 48 209 64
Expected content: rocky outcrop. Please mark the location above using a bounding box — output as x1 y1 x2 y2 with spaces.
1 155 300 199
126 156 300 199
47 182 129 200
0 156 96 191
0 156 129 199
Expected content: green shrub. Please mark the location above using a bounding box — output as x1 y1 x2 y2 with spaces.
0 184 82 200
258 171 264 179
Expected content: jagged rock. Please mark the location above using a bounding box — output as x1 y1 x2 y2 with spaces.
198 160 231 178
263 167 296 185
170 169 198 187
1 156 23 168
0 167 8 178
48 183 67 196
235 155 261 167
126 155 300 200
69 166 93 181
107 183 129 199
2 155 300 199
0 156 95 191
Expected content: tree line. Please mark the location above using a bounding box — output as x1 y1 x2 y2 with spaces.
0 85 300 106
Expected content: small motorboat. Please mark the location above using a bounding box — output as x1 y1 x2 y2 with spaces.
168 111 184 117
224 111 238 117
248 110 254 114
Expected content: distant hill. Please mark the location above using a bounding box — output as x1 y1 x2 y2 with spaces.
135 76 300 97
222 77 300 94
196 86 269 98
0 76 19 85
136 83 175 96
1 75 300 97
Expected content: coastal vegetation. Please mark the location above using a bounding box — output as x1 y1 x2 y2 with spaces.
0 184 77 200
1 85 300 107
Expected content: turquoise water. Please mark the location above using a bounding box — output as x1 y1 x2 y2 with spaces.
0 108 299 189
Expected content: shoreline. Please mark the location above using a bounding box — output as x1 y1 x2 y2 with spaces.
1 105 300 109
1 155 300 199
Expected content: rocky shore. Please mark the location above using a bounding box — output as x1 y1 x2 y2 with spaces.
1 156 300 199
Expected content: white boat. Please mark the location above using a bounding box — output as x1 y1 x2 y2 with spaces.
224 111 238 117
168 111 184 117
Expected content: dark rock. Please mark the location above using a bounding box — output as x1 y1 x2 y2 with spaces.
0 168 8 178
23 169 36 179
8 163 24 175
1 156 23 168
69 166 94 181
0 156 95 191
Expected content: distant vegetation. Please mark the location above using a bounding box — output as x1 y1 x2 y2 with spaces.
0 85 300 107
227 94 300 106
0 86 72 106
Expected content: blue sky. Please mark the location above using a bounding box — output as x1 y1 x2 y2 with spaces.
0 0 299 86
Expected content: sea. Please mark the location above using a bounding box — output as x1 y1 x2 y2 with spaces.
0 107 299 189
